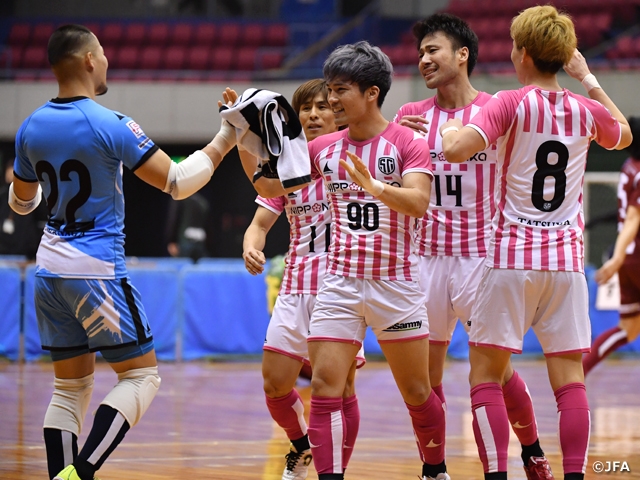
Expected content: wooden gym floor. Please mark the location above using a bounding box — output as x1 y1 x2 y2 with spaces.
1 357 639 479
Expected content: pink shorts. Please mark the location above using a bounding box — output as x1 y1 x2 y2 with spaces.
418 255 485 344
469 268 591 356
265 293 365 366
309 274 430 346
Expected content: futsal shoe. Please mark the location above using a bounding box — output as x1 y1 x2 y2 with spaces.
523 456 555 479
53 465 100 480
282 444 312 480
423 473 451 480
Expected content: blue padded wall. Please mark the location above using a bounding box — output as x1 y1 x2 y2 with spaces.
0 266 21 360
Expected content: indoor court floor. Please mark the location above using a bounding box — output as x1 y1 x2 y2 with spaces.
1 357 639 479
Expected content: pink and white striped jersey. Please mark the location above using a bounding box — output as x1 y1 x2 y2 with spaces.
394 92 497 257
257 176 331 295
468 85 622 272
308 122 433 281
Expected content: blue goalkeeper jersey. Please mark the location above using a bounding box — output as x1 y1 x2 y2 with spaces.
13 96 159 279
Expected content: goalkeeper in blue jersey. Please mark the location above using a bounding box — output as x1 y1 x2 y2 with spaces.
10 24 238 480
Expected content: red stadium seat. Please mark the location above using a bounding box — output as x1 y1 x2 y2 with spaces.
211 47 234 70
193 24 216 46
103 45 117 64
101 23 124 47
236 47 257 71
115 46 140 70
83 23 101 38
31 23 55 47
140 46 162 70
261 50 284 70
242 24 264 47
171 23 193 46
21 46 48 69
164 46 186 70
186 46 211 70
0 46 23 69
147 23 170 47
8 23 31 46
123 23 146 46
218 24 241 47
264 24 288 47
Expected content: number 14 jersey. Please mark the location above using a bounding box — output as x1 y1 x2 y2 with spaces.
308 123 433 281
394 92 497 258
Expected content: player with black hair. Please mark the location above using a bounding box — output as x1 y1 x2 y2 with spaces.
10 24 237 480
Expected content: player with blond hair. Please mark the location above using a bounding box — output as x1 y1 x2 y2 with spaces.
439 6 632 479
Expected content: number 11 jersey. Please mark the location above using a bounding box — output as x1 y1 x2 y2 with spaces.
14 97 159 279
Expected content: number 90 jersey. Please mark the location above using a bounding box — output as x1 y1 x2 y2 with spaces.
468 86 622 272
394 92 497 257
14 97 159 279
256 176 331 295
308 123 433 281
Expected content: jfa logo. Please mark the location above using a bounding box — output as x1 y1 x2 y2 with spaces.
378 156 396 175
126 120 145 138
592 460 631 473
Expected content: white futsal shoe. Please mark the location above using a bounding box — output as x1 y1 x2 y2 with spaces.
423 473 451 480
282 444 313 480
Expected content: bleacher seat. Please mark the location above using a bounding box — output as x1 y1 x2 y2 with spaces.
140 46 162 70
236 47 257 71
147 23 170 46
8 23 31 46
171 23 193 46
186 46 211 70
84 23 101 38
606 36 635 60
211 47 234 70
1 46 23 69
261 51 284 70
193 23 216 46
21 46 47 69
218 23 241 46
264 24 288 47
164 45 186 70
115 46 139 70
123 23 146 47
31 23 55 47
243 24 264 47
101 23 124 47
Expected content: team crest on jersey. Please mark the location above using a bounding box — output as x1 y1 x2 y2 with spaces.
323 162 333 174
126 120 145 138
378 156 396 175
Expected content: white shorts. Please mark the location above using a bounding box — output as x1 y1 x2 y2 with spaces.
309 274 430 346
418 255 485 344
469 268 591 356
265 293 365 367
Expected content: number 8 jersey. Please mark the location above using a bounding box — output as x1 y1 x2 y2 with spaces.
308 123 433 281
468 86 622 272
13 97 159 279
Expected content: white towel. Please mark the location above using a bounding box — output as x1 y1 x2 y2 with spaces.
220 88 311 188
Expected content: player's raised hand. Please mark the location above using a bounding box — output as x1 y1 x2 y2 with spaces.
211 87 238 157
339 151 385 197
217 87 239 109
398 114 429 135
564 49 590 82
243 247 266 275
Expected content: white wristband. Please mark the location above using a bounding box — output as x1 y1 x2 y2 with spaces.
581 73 601 92
8 182 42 215
441 126 460 137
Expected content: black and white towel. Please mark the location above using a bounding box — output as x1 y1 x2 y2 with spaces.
219 88 311 188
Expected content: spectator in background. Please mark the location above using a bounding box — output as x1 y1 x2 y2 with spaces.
165 190 211 261
0 157 47 259
584 116 640 375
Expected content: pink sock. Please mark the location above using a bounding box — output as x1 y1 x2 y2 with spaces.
342 394 360 470
432 383 446 409
308 396 344 475
583 326 628 375
502 371 539 446
265 390 306 441
471 383 510 474
405 390 446 466
555 383 590 474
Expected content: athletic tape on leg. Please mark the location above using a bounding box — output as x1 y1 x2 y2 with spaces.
100 366 161 427
43 373 95 436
